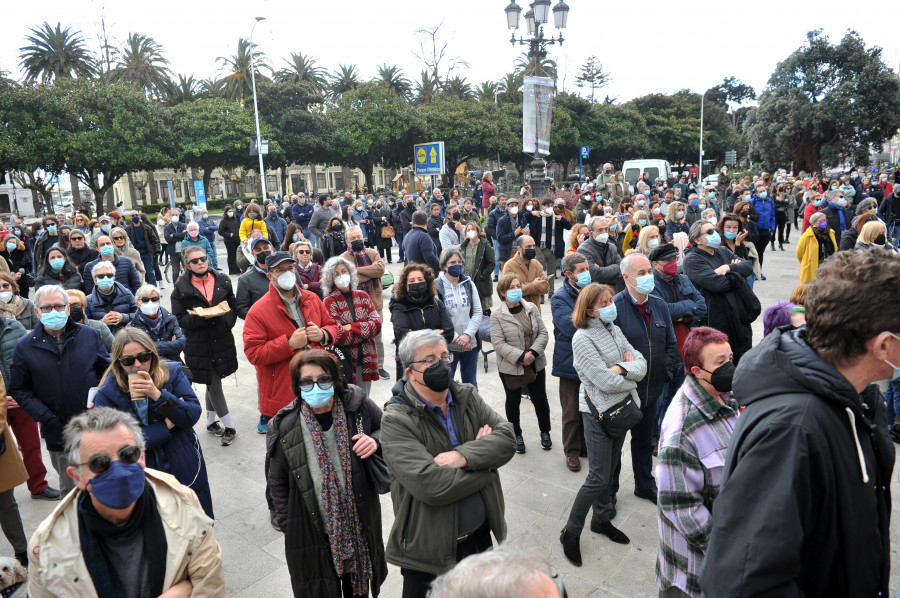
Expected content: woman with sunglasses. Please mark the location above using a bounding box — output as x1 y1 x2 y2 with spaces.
293 241 322 298
109 227 147 283
65 229 99 277
170 245 239 446
33 248 83 292
267 349 387 597
127 284 187 363
93 328 213 518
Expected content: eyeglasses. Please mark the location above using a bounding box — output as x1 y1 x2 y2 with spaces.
71 237 84 242
188 256 208 265
77 445 142 475
297 375 333 392
118 351 154 367
139 297 160 304
410 353 452 368
112 236 125 241
296 250 311 255
37 304 67 313
96 273 115 280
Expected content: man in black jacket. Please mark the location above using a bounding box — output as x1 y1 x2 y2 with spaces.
126 210 161 285
700 248 899 598
402 211 440 273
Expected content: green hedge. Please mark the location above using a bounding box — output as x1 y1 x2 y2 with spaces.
137 197 264 217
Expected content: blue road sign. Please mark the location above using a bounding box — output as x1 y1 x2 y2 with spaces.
414 141 446 176
580 146 590 159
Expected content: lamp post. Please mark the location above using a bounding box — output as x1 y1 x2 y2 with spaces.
249 16 267 201
504 0 569 197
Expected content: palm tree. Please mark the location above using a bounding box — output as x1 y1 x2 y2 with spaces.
18 21 96 82
498 71 524 103
110 33 171 98
276 52 327 93
413 70 439 105
217 38 270 106
160 74 201 106
199 77 226 99
329 64 360 97
375 64 411 98
514 51 557 81
441 76 473 100
476 80 500 103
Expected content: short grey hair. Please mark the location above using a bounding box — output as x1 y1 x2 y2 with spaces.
824 189 841 202
856 198 877 215
620 252 650 276
428 543 556 598
34 284 69 308
91 260 116 278
321 256 358 296
809 211 827 224
65 407 144 469
586 215 607 232
560 252 587 274
293 240 312 255
110 226 129 241
135 284 161 301
398 329 447 370
439 247 463 270
182 244 207 260
701 208 717 220
186 221 200 231
688 220 709 243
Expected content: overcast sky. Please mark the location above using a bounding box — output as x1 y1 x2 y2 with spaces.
2 0 898 105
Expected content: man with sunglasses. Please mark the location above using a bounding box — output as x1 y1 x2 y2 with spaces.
27 407 225 596
126 210 161 286
85 261 138 335
66 230 99 275
11 285 110 497
83 235 142 296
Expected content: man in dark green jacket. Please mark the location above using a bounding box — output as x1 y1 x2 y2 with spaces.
382 329 516 598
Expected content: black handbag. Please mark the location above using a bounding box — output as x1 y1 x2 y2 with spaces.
355 413 391 494
584 393 643 439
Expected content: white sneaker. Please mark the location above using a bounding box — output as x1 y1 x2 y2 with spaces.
159 281 167 289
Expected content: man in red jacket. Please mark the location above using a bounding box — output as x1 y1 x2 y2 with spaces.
243 251 340 530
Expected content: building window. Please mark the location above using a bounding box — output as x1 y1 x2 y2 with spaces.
159 181 170 201
316 172 327 188
175 184 182 198
266 174 278 192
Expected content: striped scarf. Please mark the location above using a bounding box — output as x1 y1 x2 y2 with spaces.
300 400 372 595
351 250 376 296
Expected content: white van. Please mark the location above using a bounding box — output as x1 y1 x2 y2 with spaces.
622 159 671 186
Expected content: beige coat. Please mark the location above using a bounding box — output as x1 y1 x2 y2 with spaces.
0 373 28 494
501 252 549 312
489 300 548 376
28 469 225 598
340 248 385 311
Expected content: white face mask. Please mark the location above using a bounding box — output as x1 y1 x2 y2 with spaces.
543 207 553 216
648 238 660 249
335 273 351 289
466 230 477 240
277 271 296 291
0 291 11 303
140 301 160 317
509 207 518 216
596 233 609 244
171 216 179 224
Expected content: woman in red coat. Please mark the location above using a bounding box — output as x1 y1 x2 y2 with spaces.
321 257 382 395
481 171 497 213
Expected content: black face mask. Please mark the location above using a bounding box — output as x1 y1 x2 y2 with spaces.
523 248 536 261
874 233 886 245
189 268 208 278
657 226 667 236
407 281 428 299
69 305 84 322
419 360 451 392
700 361 736 393
256 251 272 265
350 240 365 252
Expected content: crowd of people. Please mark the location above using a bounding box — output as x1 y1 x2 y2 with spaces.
0 164 898 598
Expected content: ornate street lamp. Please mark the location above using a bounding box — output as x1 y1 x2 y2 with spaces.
249 17 267 200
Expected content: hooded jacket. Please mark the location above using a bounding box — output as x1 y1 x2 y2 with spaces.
699 328 893 598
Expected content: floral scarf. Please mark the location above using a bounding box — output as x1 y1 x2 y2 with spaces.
300 400 372 595
0 295 25 321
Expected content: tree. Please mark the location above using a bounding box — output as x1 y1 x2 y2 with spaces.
705 76 756 130
413 71 439 105
330 64 361 97
441 76 473 101
159 74 202 106
476 81 500 103
48 79 174 214
374 64 411 99
413 21 469 86
18 21 96 83
110 33 171 98
276 52 327 94
498 71 524 104
574 56 610 103
744 30 900 171
515 52 557 82
217 38 269 106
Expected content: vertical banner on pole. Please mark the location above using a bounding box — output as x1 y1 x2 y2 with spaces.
167 182 175 210
522 76 554 155
193 181 207 211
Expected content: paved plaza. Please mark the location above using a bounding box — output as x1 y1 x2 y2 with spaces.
5 243 900 597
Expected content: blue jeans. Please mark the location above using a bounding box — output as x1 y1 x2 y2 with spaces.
450 348 478 387
889 223 899 250
656 366 686 440
396 232 405 262
886 380 900 426
307 232 320 248
566 414 626 536
493 242 502 276
611 392 658 495
140 252 157 285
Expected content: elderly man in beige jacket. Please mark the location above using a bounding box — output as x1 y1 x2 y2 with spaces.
502 235 550 311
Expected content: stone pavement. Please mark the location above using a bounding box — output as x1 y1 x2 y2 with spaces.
5 240 900 597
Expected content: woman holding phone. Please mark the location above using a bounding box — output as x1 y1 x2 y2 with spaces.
93 327 213 518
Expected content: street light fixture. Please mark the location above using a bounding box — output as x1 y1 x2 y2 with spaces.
504 1 522 30
524 9 535 36
249 16 267 202
552 1 570 29
532 0 550 25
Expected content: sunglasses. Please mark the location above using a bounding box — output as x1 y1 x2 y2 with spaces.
139 297 160 304
118 351 154 367
112 236 125 241
188 256 208 265
96 273 115 280
78 445 142 475
71 237 84 242
296 250 311 255
297 375 333 392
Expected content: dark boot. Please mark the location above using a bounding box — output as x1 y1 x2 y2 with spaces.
560 528 582 566
590 520 631 544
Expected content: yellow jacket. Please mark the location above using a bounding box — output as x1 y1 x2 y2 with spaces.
795 225 836 283
239 216 268 242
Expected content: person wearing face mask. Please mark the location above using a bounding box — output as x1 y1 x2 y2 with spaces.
435 249 482 388
196 209 219 254
1 233 32 298
11 285 110 497
854 220 889 251
632 225 661 256
92 328 212 517
181 222 217 272
702 249 899 597
577 216 625 293
402 211 441 273
683 221 757 364
550 253 592 471
66 288 113 352
340 228 388 379
609 172 628 212
321 216 348 261
321 257 382 395
486 195 509 279
0 273 38 330
801 191 825 232
85 261 138 335
502 236 549 311
264 204 288 247
796 212 837 283
291 193 315 240
370 197 395 263
27 407 225 596
496 198 528 272
609 254 680 507
683 194 704 227
89 215 115 248
304 196 330 250
393 195 416 262
31 216 61 270
236 237 280 319
529 197 572 295
459 222 495 312
125 211 162 286
109 226 148 283
126 285 186 363
389 265 454 379
239 204 269 243
34 247 83 292
665 201 690 239
560 283 648 565
381 330 516 596
820 189 854 247
717 213 760 287
163 209 188 281
218 204 242 275
656 327 739 598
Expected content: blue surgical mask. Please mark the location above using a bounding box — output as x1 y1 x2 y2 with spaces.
837 198 847 207
723 231 738 240
759 191 768 199
576 270 592 288
47 225 57 234
447 264 463 278
88 459 146 510
40 310 68 331
598 303 617 323
635 273 655 294
643 190 650 197
98 277 115 291
506 289 523 304
302 385 334 409
706 231 722 248
293 233 300 242
50 258 65 270
5 242 16 252
101 224 111 233
690 200 699 207
13 230 21 236
638 219 647 227
99 245 115 257
676 211 684 219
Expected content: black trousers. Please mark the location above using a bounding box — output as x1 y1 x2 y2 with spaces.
225 241 241 275
400 522 492 598
775 212 788 245
754 230 771 268
501 367 551 436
